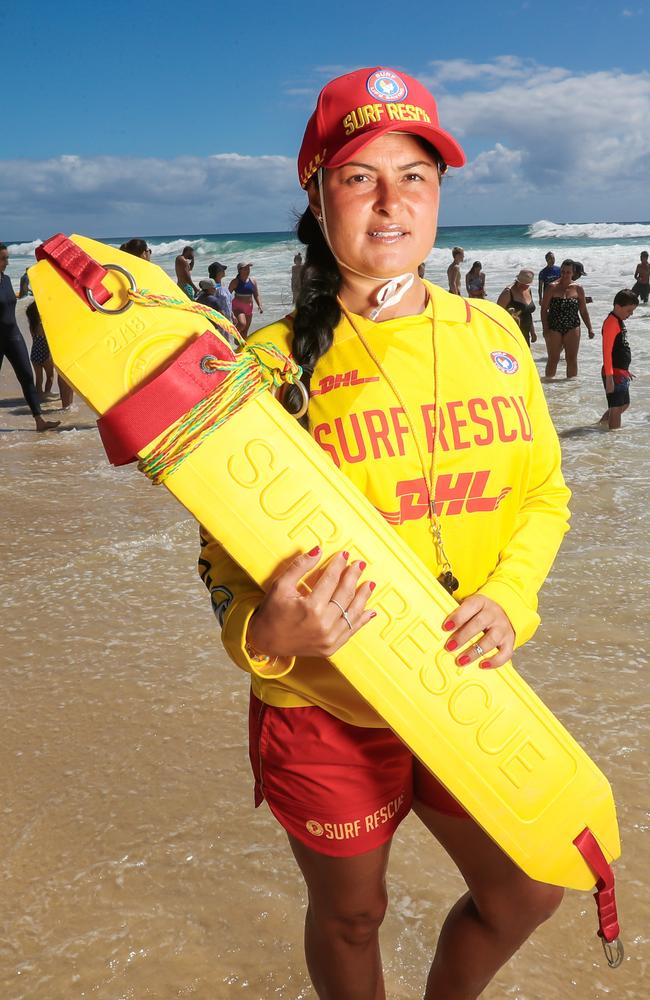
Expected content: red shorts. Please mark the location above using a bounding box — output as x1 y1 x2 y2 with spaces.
232 297 253 318
249 693 467 858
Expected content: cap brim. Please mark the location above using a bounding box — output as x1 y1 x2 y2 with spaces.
326 121 466 170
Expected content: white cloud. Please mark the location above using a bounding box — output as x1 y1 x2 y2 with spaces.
438 65 650 198
0 153 302 238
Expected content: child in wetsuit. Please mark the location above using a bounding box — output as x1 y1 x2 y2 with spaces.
600 289 639 430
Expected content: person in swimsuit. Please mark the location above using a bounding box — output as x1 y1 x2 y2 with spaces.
465 260 486 298
537 251 560 304
447 246 464 294
632 251 650 303
228 262 263 338
599 289 638 429
0 244 59 432
199 66 570 1000
26 300 55 398
540 258 593 378
497 269 537 347
175 245 198 299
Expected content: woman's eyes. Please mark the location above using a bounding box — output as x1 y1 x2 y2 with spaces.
344 172 425 185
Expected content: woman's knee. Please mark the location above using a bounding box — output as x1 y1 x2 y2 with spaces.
311 890 388 947
480 879 563 937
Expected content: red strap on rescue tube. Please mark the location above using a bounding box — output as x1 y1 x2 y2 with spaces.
97 330 236 466
573 827 620 943
35 233 111 308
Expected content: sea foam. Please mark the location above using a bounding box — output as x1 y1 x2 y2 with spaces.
528 220 650 241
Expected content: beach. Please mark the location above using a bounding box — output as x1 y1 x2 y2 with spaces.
2 224 650 999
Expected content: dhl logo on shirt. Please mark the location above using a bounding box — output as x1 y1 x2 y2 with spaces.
379 473 512 524
311 368 380 396
342 102 432 137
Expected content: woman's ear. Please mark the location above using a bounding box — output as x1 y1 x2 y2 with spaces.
307 182 322 223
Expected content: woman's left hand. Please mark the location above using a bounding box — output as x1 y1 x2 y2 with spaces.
442 595 515 669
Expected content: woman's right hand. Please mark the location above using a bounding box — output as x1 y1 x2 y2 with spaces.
246 547 376 659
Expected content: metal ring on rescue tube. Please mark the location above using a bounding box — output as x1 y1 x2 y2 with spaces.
602 937 624 969
85 264 136 315
199 355 220 374
273 379 309 420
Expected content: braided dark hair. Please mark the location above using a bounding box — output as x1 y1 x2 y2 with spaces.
281 206 341 428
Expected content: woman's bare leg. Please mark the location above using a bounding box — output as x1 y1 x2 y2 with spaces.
43 356 55 393
544 330 564 377
288 834 392 1000
563 327 581 378
414 802 563 1000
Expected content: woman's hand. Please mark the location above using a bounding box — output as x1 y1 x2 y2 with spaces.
247 547 376 659
442 594 515 669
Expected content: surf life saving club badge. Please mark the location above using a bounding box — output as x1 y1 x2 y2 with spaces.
490 351 519 374
366 70 409 102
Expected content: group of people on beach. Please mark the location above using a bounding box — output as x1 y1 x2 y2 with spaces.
171 244 264 338
444 245 642 427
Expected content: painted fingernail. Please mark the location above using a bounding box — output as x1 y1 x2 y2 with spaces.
445 639 458 651
369 581 376 591
443 620 456 631
308 546 321 557
358 560 367 571
479 660 492 669
342 550 349 561
457 654 471 666
369 610 377 619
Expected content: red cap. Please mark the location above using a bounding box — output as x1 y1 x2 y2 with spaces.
298 67 465 188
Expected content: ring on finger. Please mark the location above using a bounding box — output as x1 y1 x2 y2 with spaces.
330 598 353 631
473 642 485 657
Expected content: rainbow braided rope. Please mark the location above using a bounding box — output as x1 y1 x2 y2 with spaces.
130 289 302 485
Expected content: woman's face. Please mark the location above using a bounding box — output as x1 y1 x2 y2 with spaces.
560 263 574 282
311 132 441 280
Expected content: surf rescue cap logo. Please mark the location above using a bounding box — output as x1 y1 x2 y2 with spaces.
367 70 408 103
306 820 324 837
490 351 519 374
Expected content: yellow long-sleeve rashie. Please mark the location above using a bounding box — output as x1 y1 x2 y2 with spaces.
199 282 571 728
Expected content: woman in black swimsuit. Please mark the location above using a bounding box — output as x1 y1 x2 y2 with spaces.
540 259 593 379
497 269 537 347
0 244 59 432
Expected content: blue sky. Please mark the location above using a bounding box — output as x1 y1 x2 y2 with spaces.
2 0 649 237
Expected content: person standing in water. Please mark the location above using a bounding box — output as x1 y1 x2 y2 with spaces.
291 252 304 304
537 251 560 304
175 245 198 299
447 245 464 294
228 262 263 338
497 269 537 347
199 66 570 1000
632 251 650 304
465 260 486 298
600 289 638 429
540 258 593 378
0 244 59 432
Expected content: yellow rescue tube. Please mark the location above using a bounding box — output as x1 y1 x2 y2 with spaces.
30 235 620 892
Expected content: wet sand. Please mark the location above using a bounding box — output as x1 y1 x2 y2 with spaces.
1 299 649 999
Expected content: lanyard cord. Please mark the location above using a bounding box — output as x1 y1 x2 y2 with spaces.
338 297 459 593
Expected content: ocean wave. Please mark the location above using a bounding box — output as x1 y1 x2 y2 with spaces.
528 220 650 241
7 239 43 256
147 238 217 257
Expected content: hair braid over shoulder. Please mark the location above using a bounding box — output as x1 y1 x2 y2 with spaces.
282 208 341 428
